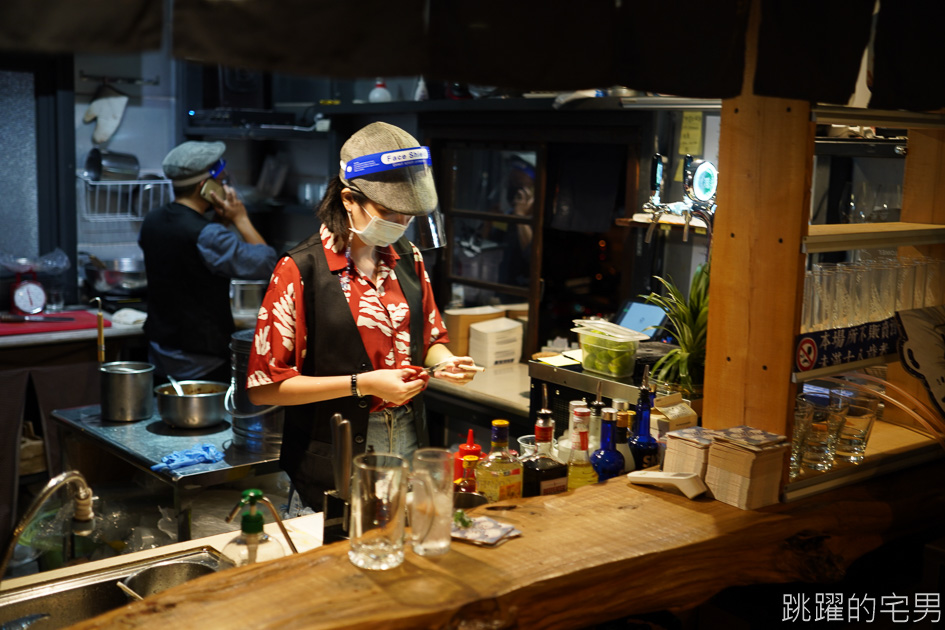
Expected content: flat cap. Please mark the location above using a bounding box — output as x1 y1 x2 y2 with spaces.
162 141 225 184
339 122 437 216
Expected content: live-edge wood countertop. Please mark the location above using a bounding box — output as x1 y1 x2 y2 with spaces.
68 458 945 630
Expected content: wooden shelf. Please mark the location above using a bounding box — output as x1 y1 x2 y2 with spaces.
623 213 708 229
803 222 945 253
783 421 942 502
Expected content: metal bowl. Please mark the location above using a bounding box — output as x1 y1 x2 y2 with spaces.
155 381 228 429
121 560 216 599
83 257 147 296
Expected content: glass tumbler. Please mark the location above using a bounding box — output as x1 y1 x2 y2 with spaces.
798 391 848 472
790 398 814 480
834 404 876 464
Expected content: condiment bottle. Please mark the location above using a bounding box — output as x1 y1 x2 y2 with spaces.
629 367 660 470
369 78 392 103
475 419 523 502
556 398 587 464
615 409 635 472
455 455 479 493
590 408 625 482
454 429 482 482
567 407 598 490
522 385 568 496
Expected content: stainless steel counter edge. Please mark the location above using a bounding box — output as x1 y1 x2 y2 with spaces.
0 310 143 349
425 362 530 418
528 360 642 403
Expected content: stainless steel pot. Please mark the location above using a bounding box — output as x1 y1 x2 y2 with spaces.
156 381 228 429
84 148 140 181
226 329 283 454
101 362 155 422
83 257 147 296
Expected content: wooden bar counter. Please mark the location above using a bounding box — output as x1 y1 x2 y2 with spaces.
70 458 945 630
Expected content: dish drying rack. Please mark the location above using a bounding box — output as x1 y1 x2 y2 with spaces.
78 171 173 221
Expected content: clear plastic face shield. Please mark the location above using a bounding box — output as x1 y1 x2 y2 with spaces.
341 147 446 252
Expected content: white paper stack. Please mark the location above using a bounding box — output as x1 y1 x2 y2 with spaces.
468 317 523 367
704 425 788 510
663 426 716 478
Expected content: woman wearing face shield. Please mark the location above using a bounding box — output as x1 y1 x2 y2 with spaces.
246 122 479 509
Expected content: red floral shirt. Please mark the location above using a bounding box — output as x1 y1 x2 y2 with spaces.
246 225 449 411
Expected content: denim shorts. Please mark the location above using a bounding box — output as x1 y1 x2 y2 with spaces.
365 403 419 459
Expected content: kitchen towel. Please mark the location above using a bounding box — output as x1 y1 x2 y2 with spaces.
151 444 225 473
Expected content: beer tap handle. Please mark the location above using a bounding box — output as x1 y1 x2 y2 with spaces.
644 208 662 244
650 153 664 205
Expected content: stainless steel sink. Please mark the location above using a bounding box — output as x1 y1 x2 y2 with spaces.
0 546 234 629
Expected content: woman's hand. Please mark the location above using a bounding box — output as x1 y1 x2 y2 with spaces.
429 355 482 386
358 368 428 405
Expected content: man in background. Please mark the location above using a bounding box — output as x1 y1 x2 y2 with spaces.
139 141 277 382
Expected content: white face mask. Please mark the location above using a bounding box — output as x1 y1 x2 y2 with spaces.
349 204 412 247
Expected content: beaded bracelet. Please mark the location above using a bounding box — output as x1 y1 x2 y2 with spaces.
350 373 361 397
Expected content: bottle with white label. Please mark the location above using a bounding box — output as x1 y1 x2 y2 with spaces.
522 401 568 496
369 78 392 103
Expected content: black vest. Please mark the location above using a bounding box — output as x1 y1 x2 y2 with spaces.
139 202 234 358
280 232 428 508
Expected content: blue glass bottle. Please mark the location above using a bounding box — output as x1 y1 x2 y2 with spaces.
590 407 625 481
628 366 660 470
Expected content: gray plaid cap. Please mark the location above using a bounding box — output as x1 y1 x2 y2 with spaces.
339 122 437 216
162 141 226 182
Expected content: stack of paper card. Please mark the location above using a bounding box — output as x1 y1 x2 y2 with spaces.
662 426 717 478
704 425 789 510
451 515 521 548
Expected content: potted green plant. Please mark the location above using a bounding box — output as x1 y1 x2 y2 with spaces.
641 262 710 397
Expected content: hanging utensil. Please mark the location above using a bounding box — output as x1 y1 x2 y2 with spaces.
90 297 104 363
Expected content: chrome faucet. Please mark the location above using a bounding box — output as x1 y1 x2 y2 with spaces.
0 471 95 582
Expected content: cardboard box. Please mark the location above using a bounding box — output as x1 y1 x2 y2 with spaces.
504 302 530 321
444 305 506 356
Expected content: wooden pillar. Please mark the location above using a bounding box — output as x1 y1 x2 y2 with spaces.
701 0 815 434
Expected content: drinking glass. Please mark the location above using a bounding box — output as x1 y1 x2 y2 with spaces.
801 270 813 334
349 453 409 570
833 263 856 328
408 448 454 557
517 435 537 458
834 404 876 464
846 263 870 327
790 398 814 480
911 257 929 309
924 258 945 308
809 265 836 332
866 260 896 321
798 391 848 472
895 259 916 312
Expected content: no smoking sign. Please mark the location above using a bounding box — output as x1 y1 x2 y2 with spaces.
796 338 818 371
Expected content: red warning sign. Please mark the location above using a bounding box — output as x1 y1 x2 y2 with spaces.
796 338 817 371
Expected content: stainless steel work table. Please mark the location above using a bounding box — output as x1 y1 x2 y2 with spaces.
50 405 281 541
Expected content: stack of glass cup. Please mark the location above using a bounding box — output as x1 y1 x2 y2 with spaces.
801 256 945 333
791 384 879 478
